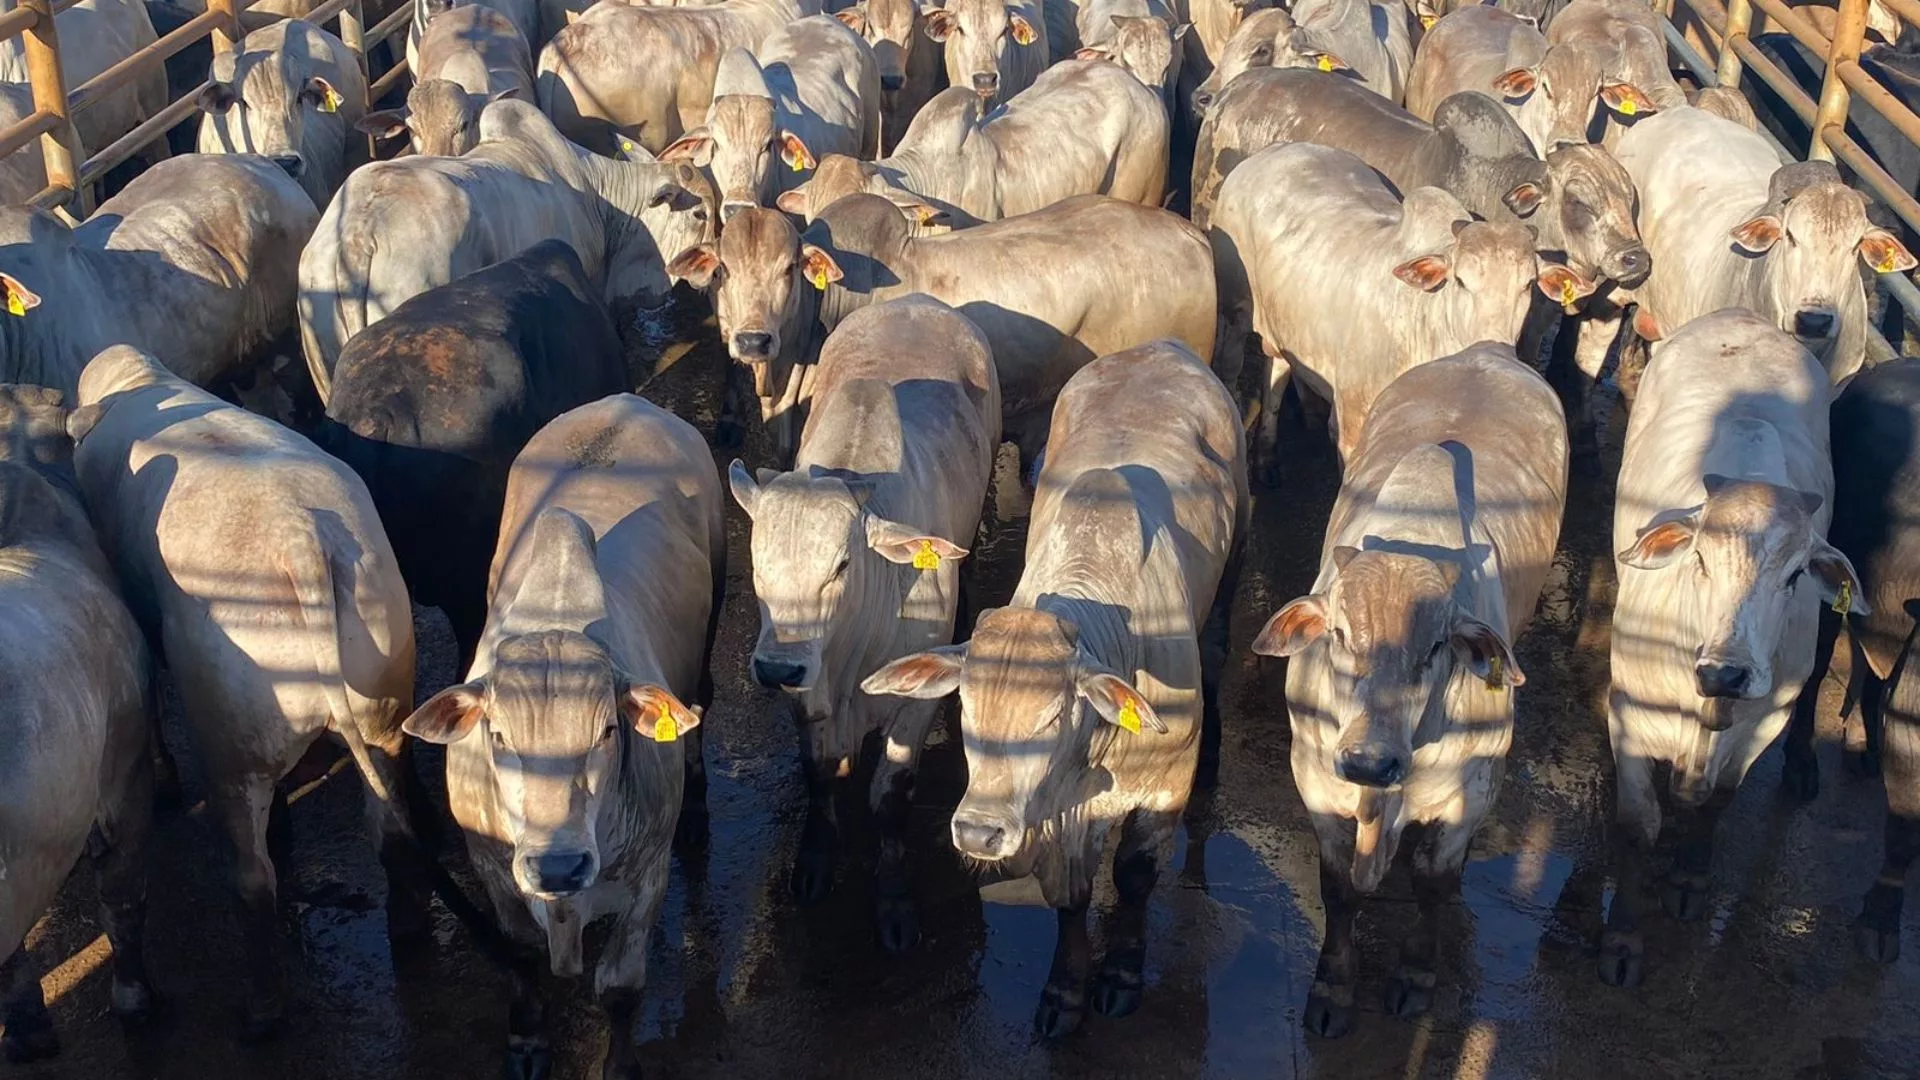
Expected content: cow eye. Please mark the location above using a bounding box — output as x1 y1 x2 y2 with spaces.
1694 550 1709 577
491 729 507 750
596 724 617 745
1565 200 1594 227
831 557 851 579
1250 45 1272 62
1785 567 1805 590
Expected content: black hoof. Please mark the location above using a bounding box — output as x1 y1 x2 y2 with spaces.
1853 917 1902 964
876 895 920 954
1597 933 1644 988
1662 878 1710 922
505 1039 553 1080
1033 988 1085 1039
0 1020 59 1064
1780 752 1820 803
1302 991 1353 1039
1844 747 1882 779
788 848 834 903
1383 973 1434 1018
1090 967 1143 1019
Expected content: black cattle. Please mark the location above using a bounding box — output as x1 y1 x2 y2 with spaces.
321 239 629 664
1785 356 1920 964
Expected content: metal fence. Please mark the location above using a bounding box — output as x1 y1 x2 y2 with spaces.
0 0 411 217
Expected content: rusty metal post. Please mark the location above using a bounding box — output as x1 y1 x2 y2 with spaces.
1718 0 1755 86
1811 0 1871 161
205 0 241 52
338 0 367 79
19 0 85 212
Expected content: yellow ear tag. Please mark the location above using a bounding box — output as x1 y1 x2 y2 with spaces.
4 289 23 317
320 87 342 114
1115 697 1143 734
1420 13 1436 28
1317 55 1335 72
653 712 679 743
1877 253 1899 274
1485 654 1506 691
808 265 830 291
618 137 637 157
912 539 940 570
1832 578 1852 614
1560 280 1578 308
1616 97 1638 117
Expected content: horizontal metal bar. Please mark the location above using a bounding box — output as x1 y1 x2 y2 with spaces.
1748 0 1834 57
369 57 409 101
368 1 411 48
1822 119 1920 233
1731 33 1820 123
68 8 223 117
300 0 359 31
1837 56 1920 151
0 7 35 38
0 106 60 159
73 78 213 190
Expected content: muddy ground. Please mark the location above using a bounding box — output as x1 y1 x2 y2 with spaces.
11 308 1920 1080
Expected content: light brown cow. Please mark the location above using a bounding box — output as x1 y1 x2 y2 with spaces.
69 346 423 1038
361 5 536 158
1190 6 1347 114
1545 0 1686 146
834 0 947 152
865 340 1246 1038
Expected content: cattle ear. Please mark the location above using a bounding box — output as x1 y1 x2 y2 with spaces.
1074 45 1111 60
1491 67 1537 100
66 402 104 443
924 9 954 41
648 182 702 212
666 242 720 289
1172 21 1191 42
488 85 523 104
1451 614 1525 688
355 109 409 140
890 198 949 227
727 458 763 517
1537 263 1597 309
779 130 817 172
620 682 702 741
1077 669 1167 733
564 6 582 24
1251 595 1329 657
1302 50 1350 74
861 645 967 698
1503 180 1544 217
1631 304 1664 341
1392 253 1451 291
1599 81 1656 117
867 516 969 566
834 5 868 33
1 271 41 317
403 680 488 744
1809 537 1870 616
197 81 239 114
1729 214 1783 254
1619 514 1698 569
303 76 345 114
1010 13 1038 45
615 135 651 162
799 243 844 291
774 187 810 216
660 128 715 168
1858 227 1918 274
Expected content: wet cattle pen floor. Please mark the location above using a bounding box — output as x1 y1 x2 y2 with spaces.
12 308 1920 1080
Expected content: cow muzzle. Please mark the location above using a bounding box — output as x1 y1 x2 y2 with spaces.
752 653 810 689
880 73 906 92
517 848 598 898
1793 307 1837 342
1335 742 1408 789
951 808 1019 861
1694 658 1759 702
270 153 307 179
970 72 999 98
731 330 776 363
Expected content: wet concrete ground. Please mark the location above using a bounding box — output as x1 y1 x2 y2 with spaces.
11 311 1920 1080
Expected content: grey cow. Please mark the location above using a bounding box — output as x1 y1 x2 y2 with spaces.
196 20 369 208
775 59 1169 228
669 194 1215 467
0 154 318 398
926 0 1050 103
1289 0 1414 100
833 0 947 152
1209 141 1578 473
404 393 722 1080
0 385 155 1066
362 5 537 158
1252 343 1567 1038
1189 7 1350 115
69 346 423 1038
865 340 1246 1039
730 294 1001 951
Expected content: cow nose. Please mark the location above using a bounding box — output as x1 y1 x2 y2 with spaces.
270 154 306 178
752 655 806 688
971 72 998 96
951 813 1010 859
732 331 774 359
1695 661 1752 699
1335 746 1407 788
1610 246 1651 286
721 200 755 223
880 73 905 92
527 851 594 896
1794 310 1835 339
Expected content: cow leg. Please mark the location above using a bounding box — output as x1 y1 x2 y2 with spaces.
356 733 435 950
1855 697 1920 962
1253 348 1293 489
1304 851 1360 1038
215 776 286 1039
0 947 57 1063
504 955 551 1080
716 364 750 450
1092 809 1173 1019
1784 607 1842 803
791 744 845 903
1387 827 1467 1019
1598 743 1661 987
595 864 667 1080
871 700 938 953
1849 638 1887 778
1663 789 1735 922
92 737 158 1023
1035 901 1093 1038
149 707 182 812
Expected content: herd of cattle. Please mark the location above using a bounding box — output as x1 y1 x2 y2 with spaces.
3 0 1920 1074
